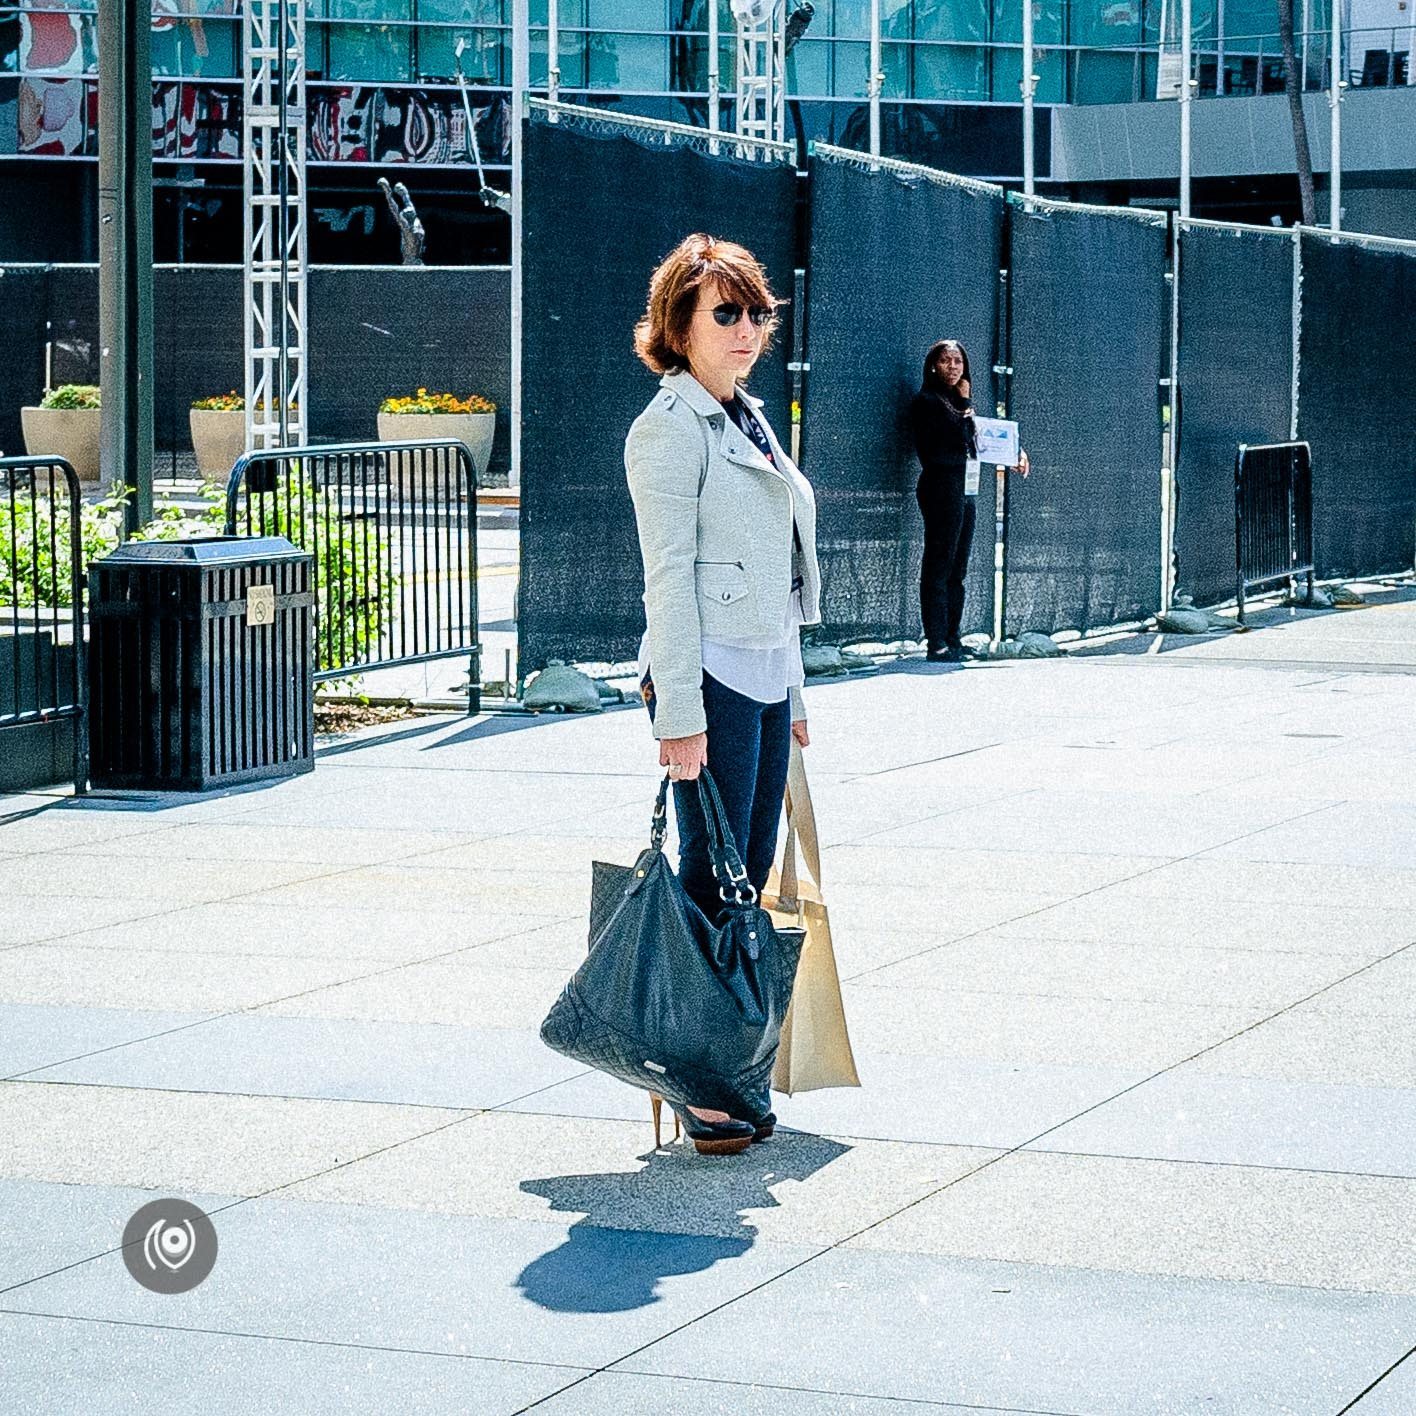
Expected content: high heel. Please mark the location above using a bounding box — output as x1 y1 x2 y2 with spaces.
750 1111 776 1142
665 1101 755 1156
649 1093 681 1148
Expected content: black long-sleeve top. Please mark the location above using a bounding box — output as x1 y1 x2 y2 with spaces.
909 387 977 473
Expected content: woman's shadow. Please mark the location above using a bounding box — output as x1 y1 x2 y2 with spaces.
515 1127 849 1313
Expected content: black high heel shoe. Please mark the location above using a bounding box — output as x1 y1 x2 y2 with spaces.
650 1094 754 1155
750 1111 776 1142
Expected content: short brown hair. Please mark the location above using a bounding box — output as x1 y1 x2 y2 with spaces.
633 233 781 375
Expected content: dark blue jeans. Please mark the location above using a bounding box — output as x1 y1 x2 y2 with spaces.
644 670 792 924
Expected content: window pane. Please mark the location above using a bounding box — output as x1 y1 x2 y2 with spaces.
587 31 667 87
415 24 505 82
327 24 412 81
991 0 1064 45
914 43 988 100
1072 49 1136 103
788 34 829 95
150 18 239 78
914 0 987 43
588 0 666 28
990 44 1064 102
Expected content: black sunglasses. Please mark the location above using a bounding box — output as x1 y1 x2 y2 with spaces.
704 301 774 328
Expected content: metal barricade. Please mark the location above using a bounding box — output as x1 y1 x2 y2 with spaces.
0 456 89 792
224 440 480 708
1235 441 1315 625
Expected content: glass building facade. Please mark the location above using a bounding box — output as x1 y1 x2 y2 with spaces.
1 0 1402 260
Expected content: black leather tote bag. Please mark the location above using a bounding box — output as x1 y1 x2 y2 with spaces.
541 768 804 1120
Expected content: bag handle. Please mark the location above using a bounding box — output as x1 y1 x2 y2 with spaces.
650 766 756 906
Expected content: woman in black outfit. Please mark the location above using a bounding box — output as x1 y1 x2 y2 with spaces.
909 339 1026 663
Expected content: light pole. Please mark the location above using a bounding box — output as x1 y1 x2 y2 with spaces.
1180 0 1192 219
1329 0 1343 230
1022 0 1036 200
98 0 154 534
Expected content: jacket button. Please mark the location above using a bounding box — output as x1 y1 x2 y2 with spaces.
722 592 731 601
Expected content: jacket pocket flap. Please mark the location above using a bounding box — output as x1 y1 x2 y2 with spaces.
695 562 751 606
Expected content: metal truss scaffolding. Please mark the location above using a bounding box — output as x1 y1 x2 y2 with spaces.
733 0 785 146
243 0 307 450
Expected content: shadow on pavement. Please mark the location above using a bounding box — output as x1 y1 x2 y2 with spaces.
516 1129 848 1312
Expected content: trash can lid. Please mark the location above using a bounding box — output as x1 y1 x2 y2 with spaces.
93 535 310 566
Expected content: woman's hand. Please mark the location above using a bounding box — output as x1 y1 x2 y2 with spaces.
660 732 708 781
957 377 971 399
791 720 810 749
1014 449 1031 478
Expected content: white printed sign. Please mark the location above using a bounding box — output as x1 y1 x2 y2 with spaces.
974 417 1020 467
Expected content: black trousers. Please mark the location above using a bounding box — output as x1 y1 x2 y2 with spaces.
644 671 792 925
916 468 977 652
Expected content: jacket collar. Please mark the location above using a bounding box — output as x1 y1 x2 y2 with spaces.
660 369 763 419
660 369 788 483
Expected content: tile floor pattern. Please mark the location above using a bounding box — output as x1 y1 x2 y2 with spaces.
2 591 1415 1414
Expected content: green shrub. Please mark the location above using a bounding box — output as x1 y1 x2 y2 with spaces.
39 384 101 411
241 470 398 675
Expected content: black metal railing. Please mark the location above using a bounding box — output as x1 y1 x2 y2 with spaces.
1235 441 1315 625
1 456 89 791
224 439 480 707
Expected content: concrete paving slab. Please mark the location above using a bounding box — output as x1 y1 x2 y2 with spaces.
0 1004 215 1079
1035 1069 1416 1177
98 822 479 865
254 960 570 1030
1298 948 1416 1017
0 944 378 1013
1205 801 1416 870
465 918 593 972
0 896 177 947
987 890 1413 955
0 852 331 903
617 1246 1416 1415
860 788 1317 858
247 863 590 917
819 887 1072 954
1186 1004 1416 1087
529 1371 1002 1414
845 1150 1416 1295
1108 855 1416 909
1346 1357 1416 1413
0 1083 462 1195
5 1197 820 1369
0 1310 585 1415
26 1012 586 1109
65 901 564 962
838 983 1264 1069
507 1051 1151 1151
859 932 1362 1008
822 844 1168 898
0 1181 236 1293
283 1109 997 1248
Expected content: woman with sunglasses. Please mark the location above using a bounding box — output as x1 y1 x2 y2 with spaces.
625 232 822 1156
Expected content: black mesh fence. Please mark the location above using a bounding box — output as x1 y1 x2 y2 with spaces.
0 267 51 457
1174 223 1296 608
1003 202 1168 636
2 265 511 481
800 150 1002 645
1297 232 1416 580
518 111 798 673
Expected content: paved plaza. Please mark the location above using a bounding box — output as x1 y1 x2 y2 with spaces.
1 587 1414 1414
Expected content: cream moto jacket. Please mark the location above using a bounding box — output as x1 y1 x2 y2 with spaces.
624 369 823 741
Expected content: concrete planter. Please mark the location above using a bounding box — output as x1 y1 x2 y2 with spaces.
377 411 495 494
189 409 248 480
20 407 101 483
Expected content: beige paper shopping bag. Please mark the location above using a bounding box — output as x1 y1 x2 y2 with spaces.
762 739 861 1094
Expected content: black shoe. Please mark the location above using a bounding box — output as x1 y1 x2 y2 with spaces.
666 1101 756 1156
750 1111 776 1142
926 645 964 664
